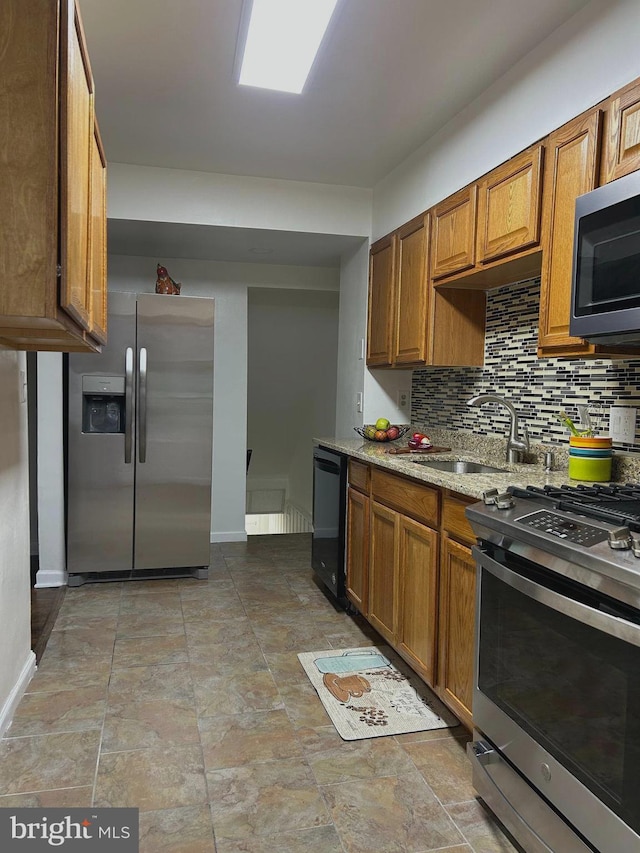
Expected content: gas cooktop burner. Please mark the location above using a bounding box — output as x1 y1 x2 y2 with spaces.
467 481 640 613
508 483 640 530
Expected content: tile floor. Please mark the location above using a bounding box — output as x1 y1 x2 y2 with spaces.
0 534 520 853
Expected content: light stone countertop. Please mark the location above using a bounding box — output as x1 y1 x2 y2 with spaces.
314 428 640 501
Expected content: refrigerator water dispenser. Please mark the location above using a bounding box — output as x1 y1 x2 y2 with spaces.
81 375 125 434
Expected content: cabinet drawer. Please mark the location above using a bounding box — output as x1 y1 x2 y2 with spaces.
371 469 439 528
443 493 477 545
349 459 370 493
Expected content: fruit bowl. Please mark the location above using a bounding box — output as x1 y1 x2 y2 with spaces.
354 425 410 442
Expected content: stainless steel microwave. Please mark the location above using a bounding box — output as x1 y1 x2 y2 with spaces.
570 170 640 344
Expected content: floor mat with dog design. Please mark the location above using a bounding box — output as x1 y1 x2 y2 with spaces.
297 645 459 740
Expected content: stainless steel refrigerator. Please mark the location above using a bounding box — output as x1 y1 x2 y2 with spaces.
67 291 214 585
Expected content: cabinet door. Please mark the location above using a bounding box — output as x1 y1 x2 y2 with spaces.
368 501 399 644
346 487 369 615
430 185 477 280
601 80 640 183
59 0 94 331
437 536 476 730
477 145 543 264
397 515 438 684
88 118 107 345
393 213 430 365
366 234 396 366
538 110 602 356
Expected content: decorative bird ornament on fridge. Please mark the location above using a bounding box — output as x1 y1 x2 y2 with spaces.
155 264 182 295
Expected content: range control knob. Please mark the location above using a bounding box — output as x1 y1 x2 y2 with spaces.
495 492 514 510
608 526 632 550
482 489 499 506
632 536 640 558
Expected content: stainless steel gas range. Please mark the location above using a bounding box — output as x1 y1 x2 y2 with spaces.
466 483 640 853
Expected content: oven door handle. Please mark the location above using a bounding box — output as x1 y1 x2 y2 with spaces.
473 546 640 647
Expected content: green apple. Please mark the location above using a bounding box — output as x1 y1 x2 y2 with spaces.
375 417 390 431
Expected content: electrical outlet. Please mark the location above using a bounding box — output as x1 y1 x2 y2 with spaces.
397 389 410 412
609 406 636 444
356 391 363 413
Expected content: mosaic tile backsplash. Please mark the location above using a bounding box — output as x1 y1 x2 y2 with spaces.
412 278 640 451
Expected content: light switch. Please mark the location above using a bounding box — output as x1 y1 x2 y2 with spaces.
356 392 363 413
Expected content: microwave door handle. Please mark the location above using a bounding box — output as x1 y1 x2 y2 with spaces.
124 347 134 464
474 546 640 647
138 347 147 463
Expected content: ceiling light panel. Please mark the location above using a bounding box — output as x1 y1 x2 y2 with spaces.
238 0 338 94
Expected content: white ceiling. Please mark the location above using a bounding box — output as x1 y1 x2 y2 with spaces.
80 0 591 265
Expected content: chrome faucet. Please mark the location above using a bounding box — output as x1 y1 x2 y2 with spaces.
467 394 530 463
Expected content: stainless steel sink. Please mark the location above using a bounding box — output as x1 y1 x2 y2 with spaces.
411 459 509 474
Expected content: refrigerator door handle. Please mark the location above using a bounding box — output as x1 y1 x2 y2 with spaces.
138 347 148 463
124 347 134 464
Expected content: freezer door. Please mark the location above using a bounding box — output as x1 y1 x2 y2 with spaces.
67 291 137 573
134 293 214 569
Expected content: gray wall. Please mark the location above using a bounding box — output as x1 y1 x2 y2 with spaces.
247 288 340 519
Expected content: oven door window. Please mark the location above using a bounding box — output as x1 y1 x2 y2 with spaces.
478 558 640 835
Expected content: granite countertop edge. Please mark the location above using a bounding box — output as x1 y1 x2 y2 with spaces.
314 431 640 502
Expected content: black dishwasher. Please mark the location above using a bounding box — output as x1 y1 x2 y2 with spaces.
312 446 348 608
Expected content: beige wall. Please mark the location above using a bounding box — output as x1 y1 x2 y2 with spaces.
0 349 35 734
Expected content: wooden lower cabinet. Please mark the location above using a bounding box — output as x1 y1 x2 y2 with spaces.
368 501 399 644
437 535 477 730
346 486 369 615
397 515 438 684
368 499 439 684
349 470 477 729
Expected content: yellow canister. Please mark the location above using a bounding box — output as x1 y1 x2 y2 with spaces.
568 455 612 482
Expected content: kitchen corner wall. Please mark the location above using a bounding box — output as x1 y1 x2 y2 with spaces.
412 278 640 450
0 350 34 735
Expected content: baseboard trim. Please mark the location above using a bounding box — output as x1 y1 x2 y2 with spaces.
0 651 37 738
34 568 67 588
210 530 248 543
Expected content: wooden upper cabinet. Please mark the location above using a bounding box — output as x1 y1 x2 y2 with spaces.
431 185 478 280
88 119 108 345
601 79 640 184
536 109 636 359
0 0 106 352
477 145 543 264
59 0 94 330
366 234 396 366
538 110 602 356
394 213 431 366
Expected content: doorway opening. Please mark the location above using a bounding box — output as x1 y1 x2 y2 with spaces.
245 287 339 537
